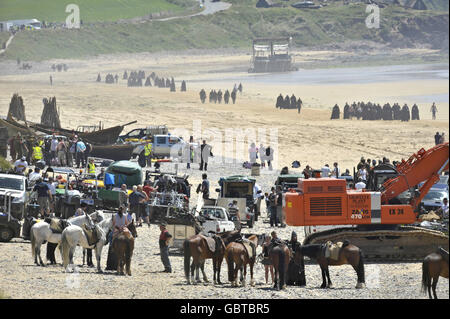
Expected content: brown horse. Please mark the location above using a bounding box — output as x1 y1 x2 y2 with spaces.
294 241 365 289
112 221 137 276
225 234 266 287
269 243 291 290
184 230 241 285
421 250 449 299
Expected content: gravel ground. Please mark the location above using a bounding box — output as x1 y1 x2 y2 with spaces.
0 161 448 299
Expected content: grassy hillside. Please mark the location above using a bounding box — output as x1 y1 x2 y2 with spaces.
0 0 198 22
1 0 448 61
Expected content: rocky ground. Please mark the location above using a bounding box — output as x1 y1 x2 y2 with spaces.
0 161 448 299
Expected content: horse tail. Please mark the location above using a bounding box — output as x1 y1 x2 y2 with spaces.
357 249 365 283
30 227 36 259
421 259 430 294
226 248 234 282
61 231 71 268
278 247 286 289
183 239 191 281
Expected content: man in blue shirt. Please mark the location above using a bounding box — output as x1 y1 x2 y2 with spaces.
33 177 53 217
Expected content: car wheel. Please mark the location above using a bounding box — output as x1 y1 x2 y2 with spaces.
0 227 14 242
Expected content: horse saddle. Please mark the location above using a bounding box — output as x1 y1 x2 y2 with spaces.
45 217 70 234
438 247 449 264
235 237 256 259
203 236 218 254
113 227 131 240
323 241 343 260
82 224 100 247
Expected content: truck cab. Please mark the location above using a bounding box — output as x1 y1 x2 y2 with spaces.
152 135 185 159
196 206 235 235
0 173 29 220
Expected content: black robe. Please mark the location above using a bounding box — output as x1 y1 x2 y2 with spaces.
286 241 306 286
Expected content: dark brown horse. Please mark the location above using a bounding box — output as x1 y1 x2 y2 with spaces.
225 234 266 287
184 230 241 285
269 243 290 290
112 221 137 276
294 241 365 289
421 250 449 299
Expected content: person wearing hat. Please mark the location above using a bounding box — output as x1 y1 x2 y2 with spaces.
14 156 28 175
159 222 172 273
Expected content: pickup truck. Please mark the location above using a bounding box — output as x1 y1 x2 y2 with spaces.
118 125 168 143
196 206 236 235
133 134 187 159
0 173 29 220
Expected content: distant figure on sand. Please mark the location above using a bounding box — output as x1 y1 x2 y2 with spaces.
430 103 437 120
49 76 52 86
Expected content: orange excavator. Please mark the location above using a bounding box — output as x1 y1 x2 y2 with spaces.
284 142 449 261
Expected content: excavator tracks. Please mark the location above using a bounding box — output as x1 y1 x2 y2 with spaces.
303 226 449 262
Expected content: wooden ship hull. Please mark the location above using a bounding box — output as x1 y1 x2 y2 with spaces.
90 143 136 161
29 121 135 145
0 117 38 138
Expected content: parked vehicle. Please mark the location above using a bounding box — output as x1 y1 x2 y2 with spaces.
0 173 30 220
195 206 235 235
0 192 22 242
215 175 256 228
420 188 449 212
118 125 168 143
132 134 187 160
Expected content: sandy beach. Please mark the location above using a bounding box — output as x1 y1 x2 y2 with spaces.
0 50 448 299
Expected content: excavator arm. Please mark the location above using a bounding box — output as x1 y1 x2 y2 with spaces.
380 142 449 210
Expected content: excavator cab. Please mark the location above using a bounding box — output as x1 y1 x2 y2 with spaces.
367 164 412 205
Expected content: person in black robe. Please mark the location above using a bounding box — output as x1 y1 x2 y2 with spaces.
330 104 340 119
290 94 296 109
383 103 392 120
231 90 237 104
343 103 350 119
224 90 230 104
284 95 290 109
401 104 410 122
199 89 206 103
297 97 302 114
286 231 306 286
217 90 223 104
181 80 186 92
411 104 420 120
276 94 283 108
392 103 401 120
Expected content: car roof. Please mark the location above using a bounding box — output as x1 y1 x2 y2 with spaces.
0 173 26 180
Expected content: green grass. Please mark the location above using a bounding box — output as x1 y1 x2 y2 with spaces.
0 0 197 23
0 1 448 61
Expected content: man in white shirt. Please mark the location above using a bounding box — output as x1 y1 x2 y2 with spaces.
355 178 366 190
28 167 41 184
321 164 331 178
358 167 367 182
14 156 28 174
331 162 340 178
438 198 449 220
50 134 59 159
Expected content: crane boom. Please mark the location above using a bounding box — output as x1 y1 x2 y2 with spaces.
380 142 449 208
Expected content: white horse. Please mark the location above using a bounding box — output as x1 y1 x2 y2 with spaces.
61 214 113 273
30 212 103 266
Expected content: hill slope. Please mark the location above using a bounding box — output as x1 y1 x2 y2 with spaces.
1 1 448 61
0 0 198 22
